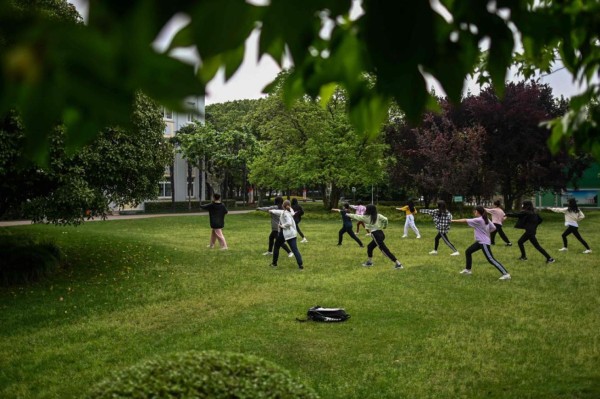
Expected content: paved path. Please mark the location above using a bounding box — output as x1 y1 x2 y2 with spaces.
0 210 254 227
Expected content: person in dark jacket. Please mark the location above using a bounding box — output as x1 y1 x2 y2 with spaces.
506 200 554 263
257 196 292 257
200 193 229 249
331 203 364 247
291 198 308 243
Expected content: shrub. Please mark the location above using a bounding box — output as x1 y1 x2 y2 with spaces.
86 350 319 399
0 237 62 286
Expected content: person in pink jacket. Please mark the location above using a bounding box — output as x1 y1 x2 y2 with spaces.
484 200 512 246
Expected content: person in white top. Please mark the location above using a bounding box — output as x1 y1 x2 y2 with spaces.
269 200 304 269
548 198 592 253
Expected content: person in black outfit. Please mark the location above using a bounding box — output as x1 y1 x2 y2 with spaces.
506 200 554 263
331 203 364 247
199 193 228 249
291 198 308 243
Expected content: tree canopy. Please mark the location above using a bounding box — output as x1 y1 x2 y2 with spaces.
0 92 172 224
1 0 598 165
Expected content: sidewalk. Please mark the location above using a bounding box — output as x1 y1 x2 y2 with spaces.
0 210 254 227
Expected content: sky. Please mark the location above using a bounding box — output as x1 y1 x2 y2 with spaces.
68 0 588 105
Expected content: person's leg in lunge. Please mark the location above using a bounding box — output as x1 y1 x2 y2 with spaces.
363 237 377 266
287 237 303 268
338 226 345 245
347 227 364 247
434 233 441 251
440 233 458 253
529 235 552 260
271 231 285 266
464 242 480 271
268 230 278 253
370 230 403 268
517 232 530 259
496 225 511 245
561 226 574 248
403 218 410 237
490 225 499 245
482 244 509 275
571 227 591 250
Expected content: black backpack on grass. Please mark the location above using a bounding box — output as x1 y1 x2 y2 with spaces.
298 306 350 322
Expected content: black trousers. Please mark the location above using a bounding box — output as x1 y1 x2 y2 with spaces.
465 242 509 275
367 230 399 263
338 225 363 246
562 225 590 249
268 230 290 253
491 223 511 245
295 220 305 239
434 232 457 252
517 231 551 260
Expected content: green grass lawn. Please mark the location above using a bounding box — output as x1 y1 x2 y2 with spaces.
1 209 599 398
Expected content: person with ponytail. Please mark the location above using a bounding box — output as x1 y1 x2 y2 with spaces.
419 200 460 256
484 200 512 246
346 204 405 269
396 199 421 239
548 198 592 254
506 200 555 263
452 206 511 280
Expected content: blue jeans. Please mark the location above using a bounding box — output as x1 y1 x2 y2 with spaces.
273 231 303 268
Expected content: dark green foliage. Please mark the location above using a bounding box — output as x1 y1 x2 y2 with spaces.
0 236 62 285
86 350 319 399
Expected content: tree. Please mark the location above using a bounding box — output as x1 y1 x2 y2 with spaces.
459 81 589 209
248 76 389 209
0 92 172 224
385 108 488 207
1 1 598 165
176 122 258 199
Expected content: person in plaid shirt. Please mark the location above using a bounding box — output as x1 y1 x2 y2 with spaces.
419 200 460 256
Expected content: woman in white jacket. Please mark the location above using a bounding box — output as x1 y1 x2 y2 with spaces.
269 200 304 269
548 198 592 253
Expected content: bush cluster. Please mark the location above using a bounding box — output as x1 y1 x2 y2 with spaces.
145 200 238 214
86 350 319 399
0 236 62 286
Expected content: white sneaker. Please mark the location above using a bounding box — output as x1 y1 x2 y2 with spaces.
262 251 272 256
366 233 371 236
499 274 511 280
416 235 421 239
558 247 568 252
288 252 294 258
401 235 408 238
583 249 592 254
429 250 438 255
459 269 472 275
301 238 308 243
450 251 460 256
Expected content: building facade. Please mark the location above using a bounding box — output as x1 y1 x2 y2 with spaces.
158 96 207 204
536 163 600 208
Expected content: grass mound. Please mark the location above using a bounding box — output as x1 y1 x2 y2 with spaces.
86 350 319 399
0 236 62 285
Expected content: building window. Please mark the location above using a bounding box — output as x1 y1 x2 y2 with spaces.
163 107 173 120
158 181 172 198
186 101 196 123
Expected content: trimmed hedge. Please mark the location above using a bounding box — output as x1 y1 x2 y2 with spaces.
0 236 62 286
86 350 319 399
145 200 237 214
